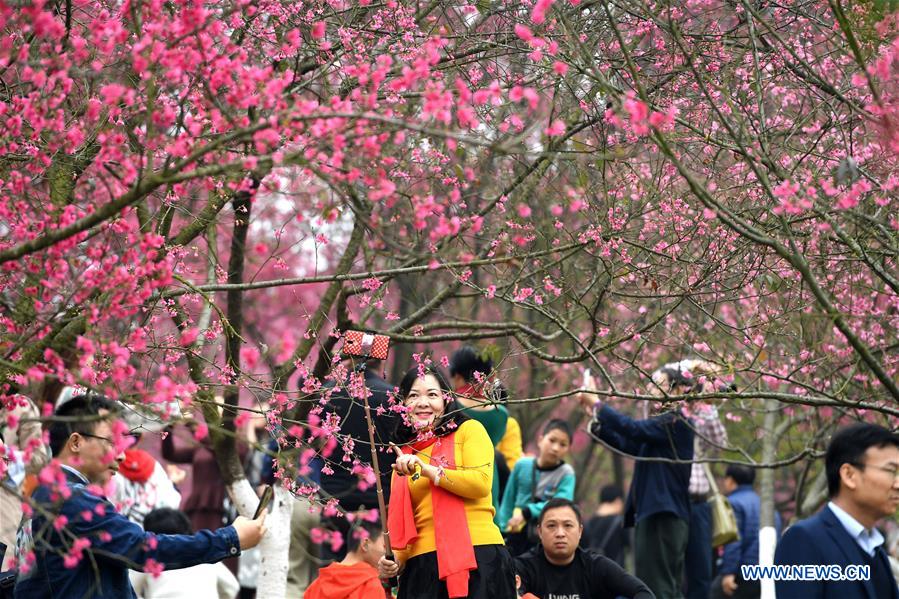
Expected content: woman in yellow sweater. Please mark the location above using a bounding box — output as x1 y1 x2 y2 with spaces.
378 365 516 598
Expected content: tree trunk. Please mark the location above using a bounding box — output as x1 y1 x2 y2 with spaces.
798 470 828 519
228 479 293 598
219 181 291 596
389 272 418 379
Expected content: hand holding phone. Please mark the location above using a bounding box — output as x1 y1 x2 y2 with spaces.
577 368 600 414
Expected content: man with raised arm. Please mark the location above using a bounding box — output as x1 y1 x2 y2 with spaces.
578 370 695 599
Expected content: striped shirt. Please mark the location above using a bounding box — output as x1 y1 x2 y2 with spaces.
688 407 728 496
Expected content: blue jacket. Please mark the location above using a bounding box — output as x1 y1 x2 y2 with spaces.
773 505 899 599
720 485 760 575
497 456 576 529
14 465 241 598
590 405 693 526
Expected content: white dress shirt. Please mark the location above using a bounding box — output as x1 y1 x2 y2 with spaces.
828 501 885 557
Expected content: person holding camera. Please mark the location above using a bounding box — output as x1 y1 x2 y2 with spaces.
578 370 694 599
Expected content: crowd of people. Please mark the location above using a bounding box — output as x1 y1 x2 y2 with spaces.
3 394 267 598
0 347 897 599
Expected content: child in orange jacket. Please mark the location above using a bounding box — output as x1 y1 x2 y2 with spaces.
305 519 387 599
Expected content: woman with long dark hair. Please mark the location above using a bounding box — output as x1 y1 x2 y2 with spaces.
378 364 516 598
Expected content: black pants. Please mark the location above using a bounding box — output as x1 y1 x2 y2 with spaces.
635 512 689 599
397 544 517 599
684 500 713 599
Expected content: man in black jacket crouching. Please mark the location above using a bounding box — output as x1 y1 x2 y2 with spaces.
515 498 654 599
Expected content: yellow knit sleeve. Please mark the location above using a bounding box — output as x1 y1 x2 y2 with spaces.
394 547 409 564
435 420 493 499
497 416 523 470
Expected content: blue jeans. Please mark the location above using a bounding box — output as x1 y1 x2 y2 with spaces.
684 500 713 599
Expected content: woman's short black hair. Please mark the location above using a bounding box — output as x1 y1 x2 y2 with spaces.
143 507 193 535
656 365 704 393
826 423 899 498
651 359 736 398
448 346 493 383
392 364 469 444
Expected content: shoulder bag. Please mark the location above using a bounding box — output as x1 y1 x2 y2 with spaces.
703 462 739 547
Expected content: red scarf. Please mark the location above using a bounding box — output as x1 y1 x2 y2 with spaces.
387 431 477 598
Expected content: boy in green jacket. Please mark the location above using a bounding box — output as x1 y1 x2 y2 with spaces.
499 419 576 556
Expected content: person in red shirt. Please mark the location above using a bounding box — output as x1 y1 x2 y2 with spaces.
304 519 387 599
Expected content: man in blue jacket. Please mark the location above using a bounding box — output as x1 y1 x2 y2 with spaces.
580 376 694 599
774 423 899 599
14 394 267 598
712 464 762 598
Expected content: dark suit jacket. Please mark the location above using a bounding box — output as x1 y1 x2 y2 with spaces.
774 505 899 599
590 405 694 526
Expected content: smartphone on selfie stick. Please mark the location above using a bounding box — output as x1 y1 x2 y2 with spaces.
342 330 390 367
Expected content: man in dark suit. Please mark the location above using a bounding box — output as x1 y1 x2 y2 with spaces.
579 375 694 599
774 423 899 598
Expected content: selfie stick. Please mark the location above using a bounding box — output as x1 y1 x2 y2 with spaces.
348 335 395 597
